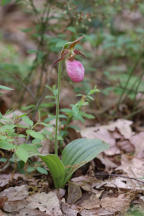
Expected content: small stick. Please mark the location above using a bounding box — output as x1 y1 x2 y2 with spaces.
95 173 144 184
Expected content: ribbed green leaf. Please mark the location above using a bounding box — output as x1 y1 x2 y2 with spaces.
62 138 109 184
40 154 65 188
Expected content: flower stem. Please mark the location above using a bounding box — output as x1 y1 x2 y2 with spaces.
55 61 62 155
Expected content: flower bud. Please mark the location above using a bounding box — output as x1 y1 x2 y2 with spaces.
65 59 85 82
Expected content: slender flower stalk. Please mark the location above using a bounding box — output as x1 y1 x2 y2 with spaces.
54 36 85 155
55 61 62 155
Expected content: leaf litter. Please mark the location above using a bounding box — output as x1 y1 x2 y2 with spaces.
0 119 144 215
0 111 144 215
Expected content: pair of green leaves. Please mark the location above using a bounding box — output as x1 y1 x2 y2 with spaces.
0 135 108 188
40 138 109 188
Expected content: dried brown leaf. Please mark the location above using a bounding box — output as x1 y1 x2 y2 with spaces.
79 193 100 209
0 185 29 213
117 140 135 153
0 185 28 202
27 191 62 216
61 202 78 216
102 119 133 139
81 119 134 156
101 193 131 215
67 182 82 204
118 155 144 180
130 132 144 159
81 126 115 146
105 177 144 192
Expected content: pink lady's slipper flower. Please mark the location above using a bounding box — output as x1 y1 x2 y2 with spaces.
65 59 85 82
53 36 85 82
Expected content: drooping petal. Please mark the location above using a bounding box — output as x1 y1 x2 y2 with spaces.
65 60 85 82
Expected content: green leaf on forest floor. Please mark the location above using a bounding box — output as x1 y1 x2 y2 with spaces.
0 85 13 91
40 154 65 188
62 138 109 184
40 138 109 188
15 144 39 162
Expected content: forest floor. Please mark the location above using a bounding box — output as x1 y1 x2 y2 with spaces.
0 3 144 216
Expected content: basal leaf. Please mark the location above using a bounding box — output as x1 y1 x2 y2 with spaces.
62 138 109 184
40 154 65 188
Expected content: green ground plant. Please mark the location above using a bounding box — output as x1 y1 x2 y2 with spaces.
0 112 47 173
39 38 108 188
126 207 144 216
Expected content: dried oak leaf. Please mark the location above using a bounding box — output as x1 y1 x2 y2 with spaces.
67 182 82 204
26 191 62 216
130 132 144 159
101 193 132 215
81 119 134 156
0 185 29 213
117 155 144 182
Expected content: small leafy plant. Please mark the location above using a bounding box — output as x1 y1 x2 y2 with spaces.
44 85 99 141
0 112 48 174
40 37 109 188
0 114 39 162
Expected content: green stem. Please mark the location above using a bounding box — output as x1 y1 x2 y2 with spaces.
55 61 62 155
